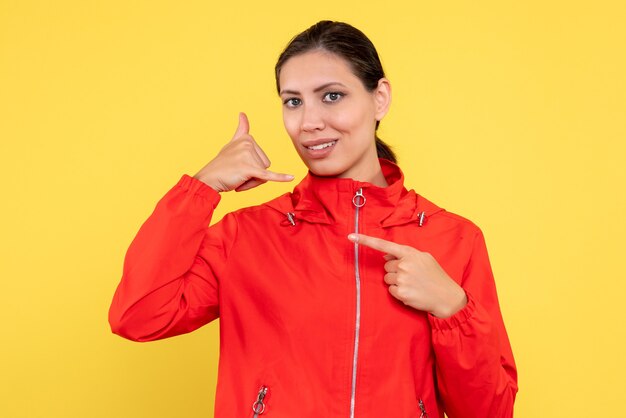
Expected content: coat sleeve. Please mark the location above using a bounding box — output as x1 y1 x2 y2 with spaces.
428 227 518 418
108 174 237 342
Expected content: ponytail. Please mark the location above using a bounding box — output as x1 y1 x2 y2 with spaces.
375 136 397 163
374 120 396 163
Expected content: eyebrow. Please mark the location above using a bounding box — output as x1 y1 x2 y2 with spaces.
280 82 347 96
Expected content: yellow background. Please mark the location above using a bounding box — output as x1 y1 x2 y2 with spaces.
1 1 624 417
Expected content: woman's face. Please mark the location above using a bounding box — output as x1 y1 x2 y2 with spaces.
278 50 390 181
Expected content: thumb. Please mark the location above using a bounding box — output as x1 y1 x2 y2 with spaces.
232 112 250 139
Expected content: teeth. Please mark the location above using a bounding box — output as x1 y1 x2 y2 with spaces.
307 141 336 150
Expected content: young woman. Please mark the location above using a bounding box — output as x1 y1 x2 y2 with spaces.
109 21 518 418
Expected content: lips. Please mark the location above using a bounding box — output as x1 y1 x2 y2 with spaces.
301 138 338 159
302 138 338 148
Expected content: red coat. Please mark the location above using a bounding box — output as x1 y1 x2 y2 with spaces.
109 159 518 418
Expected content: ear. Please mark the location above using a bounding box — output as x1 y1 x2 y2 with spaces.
373 78 392 121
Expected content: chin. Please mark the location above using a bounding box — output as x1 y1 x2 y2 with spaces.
302 159 349 178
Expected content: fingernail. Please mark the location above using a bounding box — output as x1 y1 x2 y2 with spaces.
347 233 357 242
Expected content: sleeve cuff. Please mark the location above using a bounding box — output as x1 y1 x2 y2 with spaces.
428 291 477 331
177 174 221 200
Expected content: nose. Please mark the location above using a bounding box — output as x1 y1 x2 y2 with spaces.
300 103 325 132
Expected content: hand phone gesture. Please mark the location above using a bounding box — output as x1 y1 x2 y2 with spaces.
194 112 294 192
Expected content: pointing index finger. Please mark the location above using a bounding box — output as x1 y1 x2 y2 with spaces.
347 233 408 258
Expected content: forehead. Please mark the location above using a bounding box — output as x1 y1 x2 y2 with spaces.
279 50 361 92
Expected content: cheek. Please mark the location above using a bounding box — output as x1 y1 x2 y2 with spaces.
282 111 300 140
336 97 375 126
333 103 375 132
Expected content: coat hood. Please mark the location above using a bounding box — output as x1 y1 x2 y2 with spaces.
264 159 446 228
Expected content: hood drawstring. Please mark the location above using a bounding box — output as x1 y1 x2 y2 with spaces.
283 212 296 226
282 212 425 227
418 211 426 227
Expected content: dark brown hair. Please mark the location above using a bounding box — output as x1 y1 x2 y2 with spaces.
275 20 397 163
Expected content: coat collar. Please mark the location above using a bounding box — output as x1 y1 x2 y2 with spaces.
265 159 445 227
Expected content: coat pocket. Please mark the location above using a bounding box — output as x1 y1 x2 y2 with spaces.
251 385 269 418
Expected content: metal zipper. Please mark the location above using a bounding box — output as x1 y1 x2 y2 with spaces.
419 398 429 418
252 386 268 418
349 188 366 418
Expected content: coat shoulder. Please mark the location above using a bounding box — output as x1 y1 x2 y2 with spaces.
416 193 483 237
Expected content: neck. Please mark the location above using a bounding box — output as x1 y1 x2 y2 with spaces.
367 168 388 187
308 157 391 187
349 158 389 187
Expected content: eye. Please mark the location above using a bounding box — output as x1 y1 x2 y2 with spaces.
283 97 302 108
323 92 345 103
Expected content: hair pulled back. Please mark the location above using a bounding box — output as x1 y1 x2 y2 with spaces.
275 20 396 163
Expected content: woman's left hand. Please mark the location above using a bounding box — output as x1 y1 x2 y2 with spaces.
348 233 467 318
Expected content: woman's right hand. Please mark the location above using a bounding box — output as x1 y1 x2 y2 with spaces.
193 112 295 192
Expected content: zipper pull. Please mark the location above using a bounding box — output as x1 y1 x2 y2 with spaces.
252 386 268 417
352 188 366 208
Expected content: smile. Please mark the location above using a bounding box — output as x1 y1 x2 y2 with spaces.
306 140 337 150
